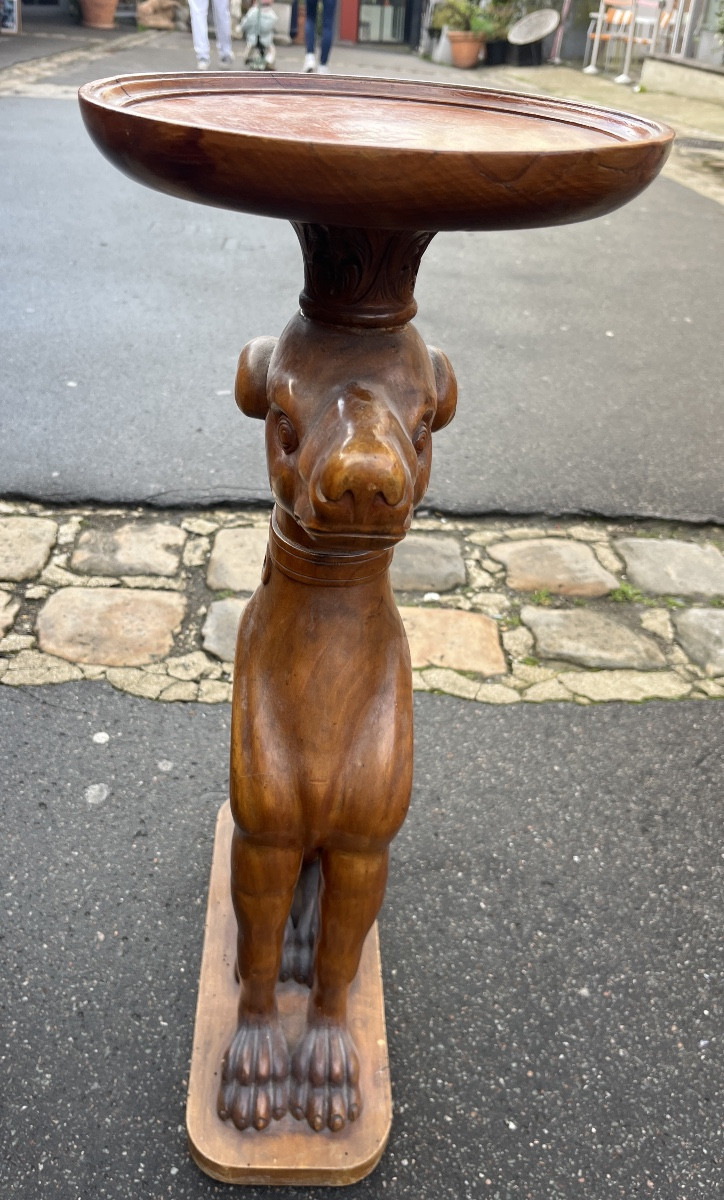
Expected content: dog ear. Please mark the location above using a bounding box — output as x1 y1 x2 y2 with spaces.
235 336 278 420
428 347 458 432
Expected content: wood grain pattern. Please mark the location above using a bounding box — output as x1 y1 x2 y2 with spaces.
77 74 675 1182
187 803 392 1186
78 74 674 232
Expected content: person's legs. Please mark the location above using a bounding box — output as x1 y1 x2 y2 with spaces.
305 0 318 54
319 0 336 64
210 0 234 60
188 0 211 62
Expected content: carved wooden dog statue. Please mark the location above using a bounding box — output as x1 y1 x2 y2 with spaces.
217 310 456 1134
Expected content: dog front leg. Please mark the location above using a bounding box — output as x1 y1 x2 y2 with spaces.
217 828 302 1131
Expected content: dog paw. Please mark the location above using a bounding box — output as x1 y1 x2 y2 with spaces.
290 1023 362 1132
217 1016 289 1131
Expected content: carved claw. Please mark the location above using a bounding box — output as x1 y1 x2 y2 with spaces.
290 1023 362 1133
217 1016 290 1131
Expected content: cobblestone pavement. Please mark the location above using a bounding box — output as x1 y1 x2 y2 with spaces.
2 498 722 706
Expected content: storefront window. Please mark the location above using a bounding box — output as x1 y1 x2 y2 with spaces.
358 0 407 42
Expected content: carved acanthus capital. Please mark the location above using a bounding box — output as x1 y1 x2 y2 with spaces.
292 223 436 329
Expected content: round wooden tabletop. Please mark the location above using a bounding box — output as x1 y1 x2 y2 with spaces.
79 73 674 231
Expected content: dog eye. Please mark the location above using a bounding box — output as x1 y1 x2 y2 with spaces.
277 415 299 454
413 424 429 455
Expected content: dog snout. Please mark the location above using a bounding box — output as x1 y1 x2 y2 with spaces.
314 441 409 521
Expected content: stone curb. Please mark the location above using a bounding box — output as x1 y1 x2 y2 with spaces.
1 498 723 706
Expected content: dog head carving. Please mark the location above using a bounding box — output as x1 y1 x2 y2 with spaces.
236 315 456 546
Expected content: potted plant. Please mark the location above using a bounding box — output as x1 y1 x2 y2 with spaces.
430 0 488 68
69 0 119 28
477 0 518 64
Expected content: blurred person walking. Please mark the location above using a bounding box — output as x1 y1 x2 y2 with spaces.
302 0 337 73
189 0 235 70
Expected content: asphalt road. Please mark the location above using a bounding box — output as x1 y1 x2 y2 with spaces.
2 75 723 521
2 683 723 1198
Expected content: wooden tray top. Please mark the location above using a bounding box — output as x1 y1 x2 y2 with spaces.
78 73 673 231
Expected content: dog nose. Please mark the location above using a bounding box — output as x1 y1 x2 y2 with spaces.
313 442 410 524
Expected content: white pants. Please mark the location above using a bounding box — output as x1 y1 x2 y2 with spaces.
189 0 233 60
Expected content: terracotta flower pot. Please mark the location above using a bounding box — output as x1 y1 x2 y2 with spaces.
447 30 485 68
80 0 118 29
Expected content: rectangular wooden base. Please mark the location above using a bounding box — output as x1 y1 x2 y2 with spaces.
186 802 393 1186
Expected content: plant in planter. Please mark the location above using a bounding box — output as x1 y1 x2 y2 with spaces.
70 0 119 28
431 0 489 66
476 0 517 62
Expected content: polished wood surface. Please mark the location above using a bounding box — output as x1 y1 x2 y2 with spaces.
78 73 674 230
219 288 457 1138
187 803 392 1185
77 72 674 1181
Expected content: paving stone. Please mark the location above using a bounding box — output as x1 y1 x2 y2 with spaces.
80 665 107 680
182 536 210 567
119 575 186 591
159 680 198 702
696 678 724 698
198 679 233 704
105 668 167 700
502 625 535 660
511 663 559 685
521 606 667 670
616 538 724 597
557 670 691 702
465 562 495 589
419 667 481 700
36 588 186 666
0 634 35 653
475 683 521 704
505 527 559 540
182 517 219 535
166 651 221 682
593 544 624 574
399 606 506 676
0 517 57 581
673 609 724 674
0 657 8 680
1 649 83 687
391 535 466 592
0 590 19 638
640 609 674 641
411 670 433 692
71 522 186 577
206 527 269 593
41 563 119 588
471 592 511 616
57 517 84 546
568 524 608 542
522 679 573 702
467 530 503 547
488 538 618 597
202 597 248 662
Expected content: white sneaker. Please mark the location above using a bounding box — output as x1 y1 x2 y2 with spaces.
196 58 210 70
317 64 330 74
302 53 316 72
219 52 235 67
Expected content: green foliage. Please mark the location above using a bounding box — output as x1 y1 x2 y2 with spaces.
530 587 552 605
431 0 483 31
430 0 544 37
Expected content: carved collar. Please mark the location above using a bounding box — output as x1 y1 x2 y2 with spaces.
268 511 393 587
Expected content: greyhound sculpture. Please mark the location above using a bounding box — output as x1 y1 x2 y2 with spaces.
217 279 457 1136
